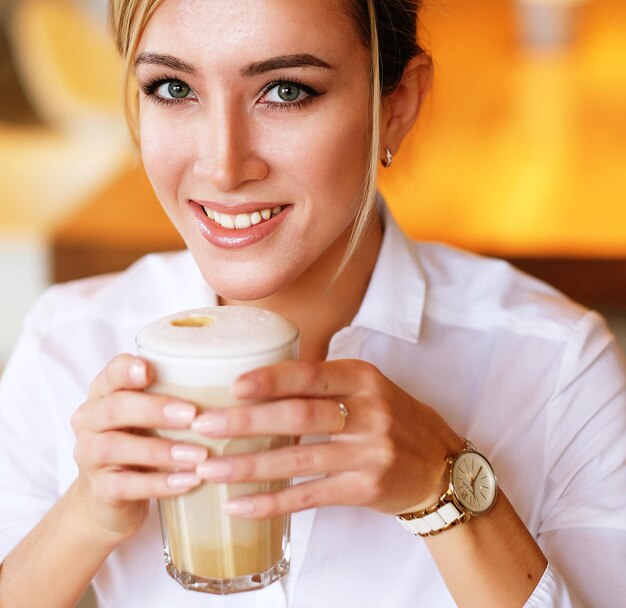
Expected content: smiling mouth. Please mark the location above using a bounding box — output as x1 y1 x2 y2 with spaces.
201 205 287 229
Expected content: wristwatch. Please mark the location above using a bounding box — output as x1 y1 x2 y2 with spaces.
396 439 498 537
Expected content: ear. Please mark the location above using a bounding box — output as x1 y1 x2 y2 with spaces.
379 53 432 161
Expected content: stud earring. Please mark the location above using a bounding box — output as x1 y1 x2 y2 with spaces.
382 147 393 168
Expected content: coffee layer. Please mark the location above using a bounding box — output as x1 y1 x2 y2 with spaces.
153 382 290 579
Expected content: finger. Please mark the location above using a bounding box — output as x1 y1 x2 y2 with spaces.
74 390 197 434
196 441 375 482
232 359 380 400
221 473 369 519
93 469 202 502
192 397 352 437
89 354 155 399
76 431 209 470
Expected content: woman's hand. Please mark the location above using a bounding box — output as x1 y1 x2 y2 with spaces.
192 359 464 518
70 354 205 541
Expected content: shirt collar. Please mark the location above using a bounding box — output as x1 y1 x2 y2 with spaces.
350 198 426 344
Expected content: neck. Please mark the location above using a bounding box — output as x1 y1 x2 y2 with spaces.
220 213 383 361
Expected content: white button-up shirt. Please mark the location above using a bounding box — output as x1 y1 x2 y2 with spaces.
1 211 625 607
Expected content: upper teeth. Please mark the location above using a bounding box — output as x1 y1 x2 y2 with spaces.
204 206 284 229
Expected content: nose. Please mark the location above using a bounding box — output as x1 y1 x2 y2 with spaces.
192 102 269 193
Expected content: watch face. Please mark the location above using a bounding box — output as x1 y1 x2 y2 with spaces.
451 451 497 515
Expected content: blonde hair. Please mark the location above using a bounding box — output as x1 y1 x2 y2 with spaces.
109 0 166 145
109 0 387 274
336 0 382 277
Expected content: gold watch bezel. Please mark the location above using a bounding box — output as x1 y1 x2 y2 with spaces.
447 441 498 517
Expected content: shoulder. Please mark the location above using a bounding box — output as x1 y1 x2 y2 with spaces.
409 240 623 410
411 240 592 342
24 250 212 340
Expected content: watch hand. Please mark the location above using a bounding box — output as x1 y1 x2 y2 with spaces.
472 466 483 489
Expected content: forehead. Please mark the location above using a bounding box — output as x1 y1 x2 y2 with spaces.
138 0 363 64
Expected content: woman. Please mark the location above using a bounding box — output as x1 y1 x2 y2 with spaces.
0 1 624 606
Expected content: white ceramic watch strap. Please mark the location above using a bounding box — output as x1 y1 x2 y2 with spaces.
396 502 463 536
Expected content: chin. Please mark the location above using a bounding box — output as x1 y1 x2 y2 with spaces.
197 263 295 302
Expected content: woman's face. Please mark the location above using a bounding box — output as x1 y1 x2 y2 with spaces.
136 0 373 300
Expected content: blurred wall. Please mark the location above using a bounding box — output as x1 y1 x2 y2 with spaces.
380 0 626 257
0 0 129 364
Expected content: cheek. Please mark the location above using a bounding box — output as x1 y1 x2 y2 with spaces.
319 112 370 198
262 104 371 218
139 109 188 200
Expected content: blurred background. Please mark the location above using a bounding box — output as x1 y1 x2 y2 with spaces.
2 0 626 368
0 0 624 605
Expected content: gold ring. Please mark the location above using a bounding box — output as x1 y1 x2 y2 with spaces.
334 401 350 433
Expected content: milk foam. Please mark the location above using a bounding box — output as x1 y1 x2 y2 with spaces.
136 306 299 385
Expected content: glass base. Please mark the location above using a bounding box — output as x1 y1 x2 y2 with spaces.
164 551 290 595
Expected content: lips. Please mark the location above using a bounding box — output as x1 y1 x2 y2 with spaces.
190 200 291 249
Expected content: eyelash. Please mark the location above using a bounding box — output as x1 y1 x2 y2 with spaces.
259 77 321 111
139 75 322 111
140 75 190 108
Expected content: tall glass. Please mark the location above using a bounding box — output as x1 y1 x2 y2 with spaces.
136 307 299 595
515 0 586 49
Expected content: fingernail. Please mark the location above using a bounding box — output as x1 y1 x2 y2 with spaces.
129 360 147 385
233 376 259 398
167 473 201 489
171 444 208 463
197 459 234 479
192 413 227 433
222 498 255 515
163 402 196 425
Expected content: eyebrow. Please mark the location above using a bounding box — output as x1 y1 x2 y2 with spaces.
240 54 334 77
135 52 196 74
135 52 333 77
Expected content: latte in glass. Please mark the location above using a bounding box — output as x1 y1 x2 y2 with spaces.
136 307 299 595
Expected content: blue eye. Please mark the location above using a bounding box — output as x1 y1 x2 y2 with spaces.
260 79 321 110
156 79 192 99
266 83 307 103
